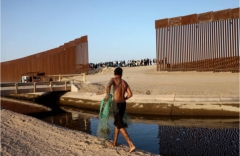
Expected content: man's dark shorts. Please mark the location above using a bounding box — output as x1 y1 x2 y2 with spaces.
114 102 127 129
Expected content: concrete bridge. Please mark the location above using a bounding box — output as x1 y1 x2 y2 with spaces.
0 81 71 96
0 73 86 96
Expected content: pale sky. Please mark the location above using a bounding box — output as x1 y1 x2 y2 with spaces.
1 0 239 63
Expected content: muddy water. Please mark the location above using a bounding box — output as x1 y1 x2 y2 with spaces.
1 98 239 155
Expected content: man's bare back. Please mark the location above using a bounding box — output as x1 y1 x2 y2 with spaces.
107 77 132 103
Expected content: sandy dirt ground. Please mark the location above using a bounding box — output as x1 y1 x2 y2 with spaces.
1 108 159 156
80 65 239 96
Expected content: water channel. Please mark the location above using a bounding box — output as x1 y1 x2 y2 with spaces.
1 98 239 156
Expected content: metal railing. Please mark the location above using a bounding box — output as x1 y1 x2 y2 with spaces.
43 73 86 83
0 81 71 95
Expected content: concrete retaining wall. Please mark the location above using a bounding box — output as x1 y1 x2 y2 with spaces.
60 92 239 117
4 92 239 117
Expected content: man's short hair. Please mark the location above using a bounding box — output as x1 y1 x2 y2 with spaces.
114 67 123 75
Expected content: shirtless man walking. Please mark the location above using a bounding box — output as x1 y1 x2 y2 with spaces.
105 67 136 153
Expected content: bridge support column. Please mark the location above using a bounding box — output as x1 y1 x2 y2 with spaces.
15 83 18 94
50 82 53 92
65 81 67 90
33 82 36 93
83 73 86 83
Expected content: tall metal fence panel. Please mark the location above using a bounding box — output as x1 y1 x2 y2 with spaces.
1 36 88 82
155 8 239 72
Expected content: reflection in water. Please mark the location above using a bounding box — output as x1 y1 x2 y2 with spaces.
1 99 239 155
39 112 92 134
158 126 239 156
0 99 48 114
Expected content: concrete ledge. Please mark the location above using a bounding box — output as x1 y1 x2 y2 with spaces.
58 92 239 117
171 102 239 116
4 92 239 117
62 92 239 103
130 94 175 102
174 95 221 102
220 95 239 102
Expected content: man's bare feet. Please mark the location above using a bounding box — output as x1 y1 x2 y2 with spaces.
128 145 136 154
106 141 116 148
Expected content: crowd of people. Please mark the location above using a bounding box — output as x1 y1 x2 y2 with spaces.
89 58 156 69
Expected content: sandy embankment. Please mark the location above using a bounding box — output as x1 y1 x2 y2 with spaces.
82 65 239 96
1 108 159 156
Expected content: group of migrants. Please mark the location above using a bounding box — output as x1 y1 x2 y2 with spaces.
89 58 156 69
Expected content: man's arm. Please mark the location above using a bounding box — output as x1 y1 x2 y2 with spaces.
105 78 113 100
125 83 133 100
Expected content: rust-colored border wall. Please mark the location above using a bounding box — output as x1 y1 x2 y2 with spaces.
155 8 240 28
1 36 88 82
155 8 239 72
